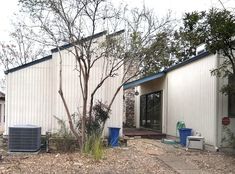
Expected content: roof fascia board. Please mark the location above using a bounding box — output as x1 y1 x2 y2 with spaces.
106 29 125 38
165 51 210 73
5 30 126 74
51 30 107 53
5 55 52 74
123 51 211 89
123 72 166 90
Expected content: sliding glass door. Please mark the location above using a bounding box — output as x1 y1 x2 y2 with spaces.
140 91 162 131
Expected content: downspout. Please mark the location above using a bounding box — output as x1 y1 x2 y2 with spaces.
214 53 220 151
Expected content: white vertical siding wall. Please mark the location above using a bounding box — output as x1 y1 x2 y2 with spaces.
6 59 53 134
51 43 123 136
5 36 123 136
167 54 218 145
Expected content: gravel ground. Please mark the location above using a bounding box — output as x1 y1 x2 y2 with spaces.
0 139 235 174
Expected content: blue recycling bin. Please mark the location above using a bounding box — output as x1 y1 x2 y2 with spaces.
179 128 192 146
108 127 120 147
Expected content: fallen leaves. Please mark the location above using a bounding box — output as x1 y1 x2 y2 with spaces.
0 139 234 173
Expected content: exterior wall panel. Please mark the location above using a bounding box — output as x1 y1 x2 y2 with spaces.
134 54 218 145
5 36 123 136
167 54 217 145
6 60 53 134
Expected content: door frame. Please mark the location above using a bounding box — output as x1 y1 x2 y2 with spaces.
140 90 163 132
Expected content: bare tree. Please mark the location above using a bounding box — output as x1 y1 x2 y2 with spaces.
18 0 173 150
0 19 47 91
0 21 46 70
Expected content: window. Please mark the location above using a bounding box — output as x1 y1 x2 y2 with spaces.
140 91 162 131
228 75 235 117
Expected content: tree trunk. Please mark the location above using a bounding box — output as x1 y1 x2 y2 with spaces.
58 50 82 147
81 74 89 152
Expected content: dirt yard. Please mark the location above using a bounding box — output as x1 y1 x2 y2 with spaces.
0 139 235 174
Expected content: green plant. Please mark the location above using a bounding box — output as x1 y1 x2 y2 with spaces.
83 101 109 159
221 126 235 148
86 101 110 136
84 134 104 160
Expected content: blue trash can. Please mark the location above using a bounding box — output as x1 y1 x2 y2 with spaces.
108 127 120 147
179 128 192 146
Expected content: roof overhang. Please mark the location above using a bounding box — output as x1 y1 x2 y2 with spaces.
5 55 52 74
123 51 211 90
123 72 166 90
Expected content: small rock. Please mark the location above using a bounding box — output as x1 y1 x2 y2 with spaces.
74 162 83 166
122 147 129 150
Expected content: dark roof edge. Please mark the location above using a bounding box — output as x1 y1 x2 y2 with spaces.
107 29 125 38
5 30 125 75
165 51 210 73
5 55 52 74
0 91 5 100
123 51 211 89
123 72 166 90
51 30 108 53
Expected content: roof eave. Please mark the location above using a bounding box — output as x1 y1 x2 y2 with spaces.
51 30 108 53
5 55 52 74
123 51 211 90
123 72 166 90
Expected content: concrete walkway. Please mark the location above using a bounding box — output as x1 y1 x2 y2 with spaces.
158 155 203 174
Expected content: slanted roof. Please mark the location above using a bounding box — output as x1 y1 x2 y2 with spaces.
5 55 52 74
51 30 108 53
5 30 125 75
123 72 166 90
106 29 125 38
165 51 210 72
0 91 5 100
123 51 210 90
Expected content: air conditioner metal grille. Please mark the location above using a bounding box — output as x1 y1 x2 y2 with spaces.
8 125 41 152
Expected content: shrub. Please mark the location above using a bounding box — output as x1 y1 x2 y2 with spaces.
84 101 109 160
50 116 78 152
84 134 104 160
86 101 110 136
221 126 235 148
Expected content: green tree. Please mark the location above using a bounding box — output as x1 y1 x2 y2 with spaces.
140 31 176 75
124 7 175 76
172 11 206 60
175 8 235 93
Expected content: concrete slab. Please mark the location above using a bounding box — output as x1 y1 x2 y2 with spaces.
166 160 198 170
176 169 203 174
158 155 201 174
158 155 180 162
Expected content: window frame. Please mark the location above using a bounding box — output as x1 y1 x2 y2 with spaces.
228 75 235 117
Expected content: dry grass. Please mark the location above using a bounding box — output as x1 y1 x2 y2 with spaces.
0 139 234 173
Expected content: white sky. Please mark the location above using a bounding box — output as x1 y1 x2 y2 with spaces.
0 0 234 91
0 0 235 41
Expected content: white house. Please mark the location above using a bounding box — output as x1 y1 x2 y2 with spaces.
124 51 235 149
4 31 124 136
5 28 235 149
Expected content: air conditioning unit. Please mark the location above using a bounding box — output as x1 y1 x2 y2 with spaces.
8 125 41 152
186 136 204 150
